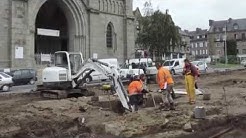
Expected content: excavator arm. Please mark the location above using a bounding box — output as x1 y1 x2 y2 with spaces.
71 59 131 110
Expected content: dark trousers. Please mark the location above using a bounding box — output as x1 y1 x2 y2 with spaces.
129 94 143 111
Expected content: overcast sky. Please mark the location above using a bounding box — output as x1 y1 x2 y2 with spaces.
133 0 246 31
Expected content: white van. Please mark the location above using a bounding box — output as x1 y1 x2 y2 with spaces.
85 58 120 82
127 58 157 81
163 58 185 75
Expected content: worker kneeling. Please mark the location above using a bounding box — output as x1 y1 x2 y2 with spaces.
128 74 148 112
156 63 175 110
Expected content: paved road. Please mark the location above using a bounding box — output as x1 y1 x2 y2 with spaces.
11 84 36 93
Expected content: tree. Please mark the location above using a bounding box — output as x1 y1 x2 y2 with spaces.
226 40 237 55
143 0 153 16
136 6 180 60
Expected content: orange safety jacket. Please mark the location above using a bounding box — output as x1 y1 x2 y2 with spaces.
128 80 144 95
157 67 174 89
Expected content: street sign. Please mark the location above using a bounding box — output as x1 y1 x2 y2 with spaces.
37 28 60 37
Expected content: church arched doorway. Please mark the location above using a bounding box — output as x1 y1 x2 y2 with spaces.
35 0 68 54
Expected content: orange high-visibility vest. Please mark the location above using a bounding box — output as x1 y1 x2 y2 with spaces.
157 67 174 89
128 80 143 95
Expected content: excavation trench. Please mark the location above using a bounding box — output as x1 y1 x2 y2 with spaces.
1 91 246 138
85 95 246 138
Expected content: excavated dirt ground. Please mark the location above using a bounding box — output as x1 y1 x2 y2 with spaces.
1 70 246 138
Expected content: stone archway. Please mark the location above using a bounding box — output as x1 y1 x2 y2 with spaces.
35 0 69 54
26 0 88 66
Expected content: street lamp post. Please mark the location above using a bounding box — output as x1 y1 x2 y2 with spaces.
224 24 228 64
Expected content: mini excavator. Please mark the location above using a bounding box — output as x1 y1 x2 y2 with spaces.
36 51 131 110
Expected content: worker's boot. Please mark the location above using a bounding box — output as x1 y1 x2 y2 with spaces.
169 103 175 110
171 92 176 99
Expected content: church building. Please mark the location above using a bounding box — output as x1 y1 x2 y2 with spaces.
0 0 135 68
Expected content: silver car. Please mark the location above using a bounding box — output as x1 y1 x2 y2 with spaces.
0 72 13 92
191 61 208 72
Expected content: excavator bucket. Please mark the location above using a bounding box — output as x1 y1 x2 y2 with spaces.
112 77 131 110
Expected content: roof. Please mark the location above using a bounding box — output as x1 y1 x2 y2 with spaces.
188 28 208 41
133 7 142 18
209 18 246 33
179 29 189 36
176 26 190 36
189 28 208 36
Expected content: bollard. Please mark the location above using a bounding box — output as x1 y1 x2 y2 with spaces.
194 106 206 119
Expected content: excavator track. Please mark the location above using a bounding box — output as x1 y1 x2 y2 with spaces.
36 85 91 99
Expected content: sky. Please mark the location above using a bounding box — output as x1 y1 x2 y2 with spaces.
133 0 246 31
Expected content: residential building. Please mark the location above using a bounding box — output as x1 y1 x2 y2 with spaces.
208 18 246 59
0 0 135 68
162 27 190 60
189 28 208 59
165 27 190 59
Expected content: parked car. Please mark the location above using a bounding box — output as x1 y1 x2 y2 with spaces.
9 69 37 85
191 61 208 72
163 58 185 75
0 72 13 92
240 60 246 67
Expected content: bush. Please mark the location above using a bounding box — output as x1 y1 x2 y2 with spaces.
219 55 239 64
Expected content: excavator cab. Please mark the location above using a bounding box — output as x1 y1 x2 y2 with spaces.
54 51 84 77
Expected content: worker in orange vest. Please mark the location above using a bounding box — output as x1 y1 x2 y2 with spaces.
128 74 148 112
156 62 175 110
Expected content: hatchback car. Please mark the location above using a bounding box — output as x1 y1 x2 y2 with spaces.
0 72 13 92
191 61 208 72
241 60 246 67
10 69 37 85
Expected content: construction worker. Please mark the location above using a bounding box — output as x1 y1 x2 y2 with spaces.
156 62 175 110
183 59 199 104
128 74 148 112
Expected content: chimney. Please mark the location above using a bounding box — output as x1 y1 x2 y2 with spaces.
196 28 201 32
228 18 232 23
209 20 214 26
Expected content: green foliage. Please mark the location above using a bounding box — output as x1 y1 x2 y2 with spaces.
219 55 238 64
136 7 180 60
226 40 237 55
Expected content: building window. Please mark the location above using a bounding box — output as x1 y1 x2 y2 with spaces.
106 23 114 48
197 36 199 39
206 50 208 54
216 34 220 41
192 51 195 56
203 42 206 47
200 42 203 47
234 34 238 39
216 42 220 47
217 50 221 55
191 43 193 49
233 23 239 30
195 43 197 48
200 50 202 55
195 50 198 55
242 33 245 40
243 49 246 54
197 43 200 47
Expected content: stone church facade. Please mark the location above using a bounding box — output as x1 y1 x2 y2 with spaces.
0 0 135 68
